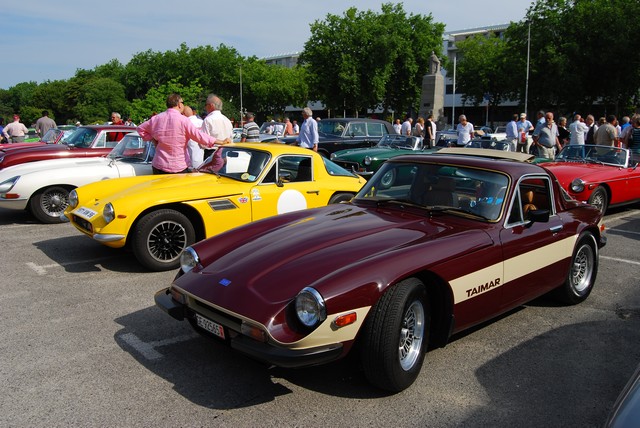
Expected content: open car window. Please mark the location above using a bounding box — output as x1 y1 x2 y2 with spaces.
507 177 553 225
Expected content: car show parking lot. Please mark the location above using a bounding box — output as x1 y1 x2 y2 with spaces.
1 204 639 427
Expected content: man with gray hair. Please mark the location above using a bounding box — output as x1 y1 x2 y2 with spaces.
202 93 233 158
296 107 318 151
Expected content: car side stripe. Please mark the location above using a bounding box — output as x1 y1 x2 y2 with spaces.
450 234 578 304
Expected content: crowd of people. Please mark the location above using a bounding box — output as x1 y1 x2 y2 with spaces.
398 113 438 148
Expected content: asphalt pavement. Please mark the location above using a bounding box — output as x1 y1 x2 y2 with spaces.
0 205 638 427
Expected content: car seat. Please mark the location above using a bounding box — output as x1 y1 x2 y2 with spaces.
423 176 458 206
522 190 537 217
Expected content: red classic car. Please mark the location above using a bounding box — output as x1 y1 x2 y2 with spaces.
542 144 640 213
155 148 606 392
0 125 135 169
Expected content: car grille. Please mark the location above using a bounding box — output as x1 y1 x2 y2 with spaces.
333 160 361 172
72 215 93 233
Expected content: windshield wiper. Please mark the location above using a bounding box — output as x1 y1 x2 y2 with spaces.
376 198 423 209
584 157 604 165
426 205 490 220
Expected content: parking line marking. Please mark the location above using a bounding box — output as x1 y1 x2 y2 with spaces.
119 333 196 361
607 228 640 237
601 255 640 266
26 256 122 275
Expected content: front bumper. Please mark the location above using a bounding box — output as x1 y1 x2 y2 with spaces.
0 197 28 211
154 288 344 368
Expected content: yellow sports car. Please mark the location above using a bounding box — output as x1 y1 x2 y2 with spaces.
64 143 365 271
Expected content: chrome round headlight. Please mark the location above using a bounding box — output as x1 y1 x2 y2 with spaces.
295 287 326 328
363 156 372 166
68 189 78 209
330 153 337 160
180 247 199 273
103 203 115 224
570 178 585 193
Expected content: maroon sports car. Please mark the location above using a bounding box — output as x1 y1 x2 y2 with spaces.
0 125 135 169
541 144 640 214
155 148 606 392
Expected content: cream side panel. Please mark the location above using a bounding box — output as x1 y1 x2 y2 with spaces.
451 234 578 304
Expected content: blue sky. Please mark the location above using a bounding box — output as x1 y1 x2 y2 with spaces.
3 0 534 89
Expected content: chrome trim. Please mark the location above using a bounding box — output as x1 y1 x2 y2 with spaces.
93 233 126 242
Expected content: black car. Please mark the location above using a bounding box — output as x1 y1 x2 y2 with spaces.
284 118 395 158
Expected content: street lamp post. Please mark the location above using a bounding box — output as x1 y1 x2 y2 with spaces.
524 20 531 117
452 52 457 129
239 65 244 126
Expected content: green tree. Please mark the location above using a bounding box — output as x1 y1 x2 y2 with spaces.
128 78 205 124
445 32 513 123
300 3 445 117
504 0 640 114
74 78 128 124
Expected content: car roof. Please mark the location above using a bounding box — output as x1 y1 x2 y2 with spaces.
230 142 321 156
389 149 545 176
322 118 389 123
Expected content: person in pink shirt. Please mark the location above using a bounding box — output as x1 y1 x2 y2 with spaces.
137 93 231 174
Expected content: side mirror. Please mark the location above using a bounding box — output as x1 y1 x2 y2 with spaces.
526 209 550 226
277 171 292 187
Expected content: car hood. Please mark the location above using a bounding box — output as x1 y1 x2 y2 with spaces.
88 172 246 206
1 144 70 155
0 156 111 179
543 161 613 185
175 204 492 320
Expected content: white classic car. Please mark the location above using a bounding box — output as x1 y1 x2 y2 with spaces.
0 133 154 223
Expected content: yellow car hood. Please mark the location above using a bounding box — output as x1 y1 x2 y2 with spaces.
76 172 246 209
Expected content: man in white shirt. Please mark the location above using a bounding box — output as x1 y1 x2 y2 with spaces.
569 114 589 145
184 105 204 168
456 115 474 146
401 117 413 136
202 94 233 159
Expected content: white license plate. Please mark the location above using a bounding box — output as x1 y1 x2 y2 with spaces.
75 207 98 219
195 313 226 339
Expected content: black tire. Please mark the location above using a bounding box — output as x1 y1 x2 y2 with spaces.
328 192 354 204
132 209 195 271
29 186 72 224
555 233 598 305
587 186 608 214
361 277 430 392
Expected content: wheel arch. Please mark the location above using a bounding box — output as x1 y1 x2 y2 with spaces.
126 203 206 247
352 269 454 351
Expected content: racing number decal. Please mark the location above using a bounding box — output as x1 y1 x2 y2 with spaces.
277 189 308 214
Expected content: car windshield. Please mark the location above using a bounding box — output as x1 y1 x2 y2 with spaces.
318 120 347 136
198 147 272 182
259 122 285 136
355 161 510 221
41 128 65 144
555 144 628 167
378 135 420 150
322 156 359 177
107 134 153 162
64 127 97 148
